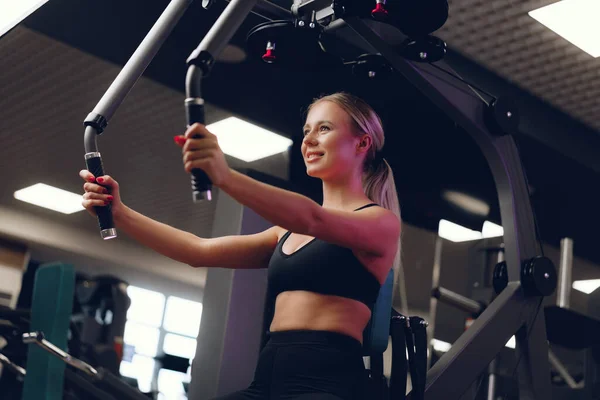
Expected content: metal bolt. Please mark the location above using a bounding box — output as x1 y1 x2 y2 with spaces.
368 71 376 78
298 20 305 27
420 320 429 327
507 111 512 118
419 52 427 60
544 272 549 279
309 22 315 28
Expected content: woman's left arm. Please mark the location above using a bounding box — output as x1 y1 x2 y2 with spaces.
220 170 400 257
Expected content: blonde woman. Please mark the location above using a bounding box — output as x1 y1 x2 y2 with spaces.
80 92 402 400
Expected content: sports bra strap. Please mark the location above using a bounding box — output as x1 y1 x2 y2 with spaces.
353 203 379 211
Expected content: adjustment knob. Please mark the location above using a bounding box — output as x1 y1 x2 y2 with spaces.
262 41 276 63
371 0 388 20
521 256 557 297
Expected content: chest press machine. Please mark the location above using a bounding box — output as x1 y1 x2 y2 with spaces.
81 0 558 399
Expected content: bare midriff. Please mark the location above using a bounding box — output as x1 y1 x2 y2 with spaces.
269 290 372 344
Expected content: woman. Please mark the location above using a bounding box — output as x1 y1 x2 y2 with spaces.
80 92 402 399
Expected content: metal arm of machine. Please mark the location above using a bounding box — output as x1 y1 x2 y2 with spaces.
22 331 148 399
432 287 485 316
0 352 27 377
82 0 194 240
23 331 98 377
185 0 259 202
337 16 552 399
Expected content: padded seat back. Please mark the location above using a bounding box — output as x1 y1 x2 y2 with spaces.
363 269 394 355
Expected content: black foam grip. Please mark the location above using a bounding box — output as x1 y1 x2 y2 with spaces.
85 155 115 234
185 100 212 199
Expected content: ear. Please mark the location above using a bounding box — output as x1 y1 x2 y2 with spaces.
356 134 372 154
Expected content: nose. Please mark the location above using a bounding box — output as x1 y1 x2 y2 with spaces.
303 130 318 146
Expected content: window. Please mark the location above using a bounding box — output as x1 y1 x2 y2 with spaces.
157 368 191 400
120 287 202 399
126 286 166 327
120 354 156 393
123 321 160 357
163 297 203 337
163 334 197 360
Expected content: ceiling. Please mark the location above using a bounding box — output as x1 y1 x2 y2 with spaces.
0 0 599 288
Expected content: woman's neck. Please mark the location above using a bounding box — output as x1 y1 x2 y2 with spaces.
321 175 372 210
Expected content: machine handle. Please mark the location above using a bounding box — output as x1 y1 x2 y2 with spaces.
84 152 117 240
185 97 212 202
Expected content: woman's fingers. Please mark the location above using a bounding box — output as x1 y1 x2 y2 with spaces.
80 169 96 182
83 191 114 204
83 182 109 194
184 123 213 140
182 148 214 165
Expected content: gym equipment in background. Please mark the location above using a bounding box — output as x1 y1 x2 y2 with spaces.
21 262 75 400
22 330 148 400
0 263 147 400
432 237 600 399
71 274 130 376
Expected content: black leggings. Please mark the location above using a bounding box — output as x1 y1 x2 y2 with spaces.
212 330 368 400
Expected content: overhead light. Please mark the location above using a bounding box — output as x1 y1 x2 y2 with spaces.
206 117 293 163
529 0 600 58
0 0 50 39
14 183 85 214
482 221 504 238
438 219 482 242
443 191 490 216
572 279 600 294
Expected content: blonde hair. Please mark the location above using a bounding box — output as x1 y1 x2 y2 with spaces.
308 92 407 313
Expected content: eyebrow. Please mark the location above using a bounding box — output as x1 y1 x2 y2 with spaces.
303 120 334 130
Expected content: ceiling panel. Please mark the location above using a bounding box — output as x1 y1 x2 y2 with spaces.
438 0 600 132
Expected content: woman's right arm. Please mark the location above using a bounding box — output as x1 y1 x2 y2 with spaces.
80 171 280 270
117 206 280 269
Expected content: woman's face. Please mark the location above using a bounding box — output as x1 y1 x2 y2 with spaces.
302 101 367 180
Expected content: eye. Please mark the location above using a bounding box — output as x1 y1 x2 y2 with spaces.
319 125 330 132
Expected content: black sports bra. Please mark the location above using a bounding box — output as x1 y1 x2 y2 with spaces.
267 203 383 309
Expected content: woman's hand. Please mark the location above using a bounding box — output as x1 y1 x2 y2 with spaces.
79 171 125 218
174 123 232 187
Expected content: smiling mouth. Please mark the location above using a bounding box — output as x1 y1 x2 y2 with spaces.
306 153 324 161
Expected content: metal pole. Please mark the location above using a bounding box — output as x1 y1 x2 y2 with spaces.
548 349 582 389
557 238 573 308
486 358 497 400
427 235 443 369
22 332 98 377
487 249 504 400
432 287 483 315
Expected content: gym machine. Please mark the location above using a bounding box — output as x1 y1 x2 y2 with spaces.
432 237 600 399
0 263 146 399
0 329 148 400
80 0 558 398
